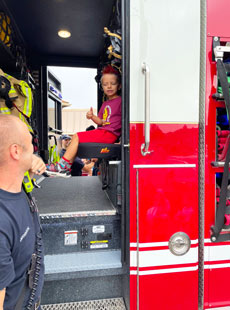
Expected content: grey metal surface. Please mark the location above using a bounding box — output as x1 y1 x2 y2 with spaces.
41 298 126 310
211 161 230 167
41 276 124 306
33 177 115 216
105 161 122 210
45 250 122 274
141 63 151 156
198 0 207 309
41 215 121 256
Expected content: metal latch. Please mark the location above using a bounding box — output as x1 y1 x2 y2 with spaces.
214 45 230 61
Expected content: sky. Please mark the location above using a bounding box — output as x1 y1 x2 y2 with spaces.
48 66 97 109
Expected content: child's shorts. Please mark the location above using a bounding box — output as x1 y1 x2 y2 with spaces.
77 129 118 144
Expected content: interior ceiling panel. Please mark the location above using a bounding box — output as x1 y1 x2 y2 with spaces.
2 0 114 60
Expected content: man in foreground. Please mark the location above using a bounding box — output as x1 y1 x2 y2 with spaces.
0 115 46 310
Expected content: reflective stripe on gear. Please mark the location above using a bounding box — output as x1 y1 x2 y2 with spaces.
20 80 33 118
0 107 11 114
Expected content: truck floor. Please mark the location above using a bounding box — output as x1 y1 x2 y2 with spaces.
33 176 116 216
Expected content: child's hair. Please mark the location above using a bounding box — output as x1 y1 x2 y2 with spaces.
101 65 121 85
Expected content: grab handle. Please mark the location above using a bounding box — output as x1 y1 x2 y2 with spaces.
141 63 151 156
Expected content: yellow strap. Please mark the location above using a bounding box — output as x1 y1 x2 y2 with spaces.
107 45 122 59
104 27 122 41
112 64 122 74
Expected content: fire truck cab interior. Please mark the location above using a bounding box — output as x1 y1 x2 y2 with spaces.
0 0 129 308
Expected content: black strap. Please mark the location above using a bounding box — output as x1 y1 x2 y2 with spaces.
211 59 230 240
0 75 13 109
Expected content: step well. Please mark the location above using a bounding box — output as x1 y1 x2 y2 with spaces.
41 298 126 310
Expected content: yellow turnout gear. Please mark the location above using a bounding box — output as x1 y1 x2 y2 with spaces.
0 68 33 133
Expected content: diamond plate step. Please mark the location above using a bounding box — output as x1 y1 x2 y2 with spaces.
41 298 126 310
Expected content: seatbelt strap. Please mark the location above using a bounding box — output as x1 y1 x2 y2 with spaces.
211 59 230 240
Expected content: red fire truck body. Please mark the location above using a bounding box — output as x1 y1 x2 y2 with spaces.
129 0 230 309
1 0 230 309
130 125 199 309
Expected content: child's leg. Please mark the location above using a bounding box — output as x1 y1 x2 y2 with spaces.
77 129 117 143
46 129 117 175
61 133 79 163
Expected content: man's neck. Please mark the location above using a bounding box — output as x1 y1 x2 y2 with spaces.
0 169 24 193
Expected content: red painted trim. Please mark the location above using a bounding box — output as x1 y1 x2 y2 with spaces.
130 243 198 251
130 262 198 271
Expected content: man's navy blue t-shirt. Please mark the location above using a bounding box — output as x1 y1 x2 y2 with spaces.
0 188 44 309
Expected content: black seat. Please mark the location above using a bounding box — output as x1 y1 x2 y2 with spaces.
77 143 121 160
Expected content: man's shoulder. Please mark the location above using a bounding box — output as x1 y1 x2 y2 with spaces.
0 190 29 224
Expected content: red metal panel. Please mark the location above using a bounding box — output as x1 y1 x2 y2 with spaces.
208 268 230 308
139 272 198 310
137 167 197 243
130 123 199 310
207 0 230 38
130 123 199 243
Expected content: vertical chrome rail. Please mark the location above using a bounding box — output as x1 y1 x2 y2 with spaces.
141 63 151 156
198 0 207 309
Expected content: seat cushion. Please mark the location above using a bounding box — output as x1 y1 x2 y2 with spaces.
77 143 121 160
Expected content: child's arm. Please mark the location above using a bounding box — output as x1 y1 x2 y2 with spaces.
86 107 104 125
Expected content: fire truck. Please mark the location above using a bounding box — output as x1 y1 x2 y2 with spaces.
1 0 230 309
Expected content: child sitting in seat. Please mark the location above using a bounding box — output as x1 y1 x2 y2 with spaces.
46 65 121 176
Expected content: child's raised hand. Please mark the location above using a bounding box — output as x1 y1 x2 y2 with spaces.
86 107 94 119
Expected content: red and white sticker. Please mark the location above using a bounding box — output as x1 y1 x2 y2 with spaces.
64 230 78 246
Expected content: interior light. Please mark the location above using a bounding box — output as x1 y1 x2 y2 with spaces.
58 30 71 38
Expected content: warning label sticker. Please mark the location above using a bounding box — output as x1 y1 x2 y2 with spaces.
92 225 105 234
90 243 108 249
64 230 78 246
90 240 108 249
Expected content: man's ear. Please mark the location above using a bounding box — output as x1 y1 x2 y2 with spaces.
9 144 22 160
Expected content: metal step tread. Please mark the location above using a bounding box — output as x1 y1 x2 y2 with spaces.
34 176 116 216
45 250 122 274
41 298 126 310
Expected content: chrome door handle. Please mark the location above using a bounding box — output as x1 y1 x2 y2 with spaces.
141 63 152 156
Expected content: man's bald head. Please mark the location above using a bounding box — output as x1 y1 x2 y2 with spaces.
0 115 29 165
